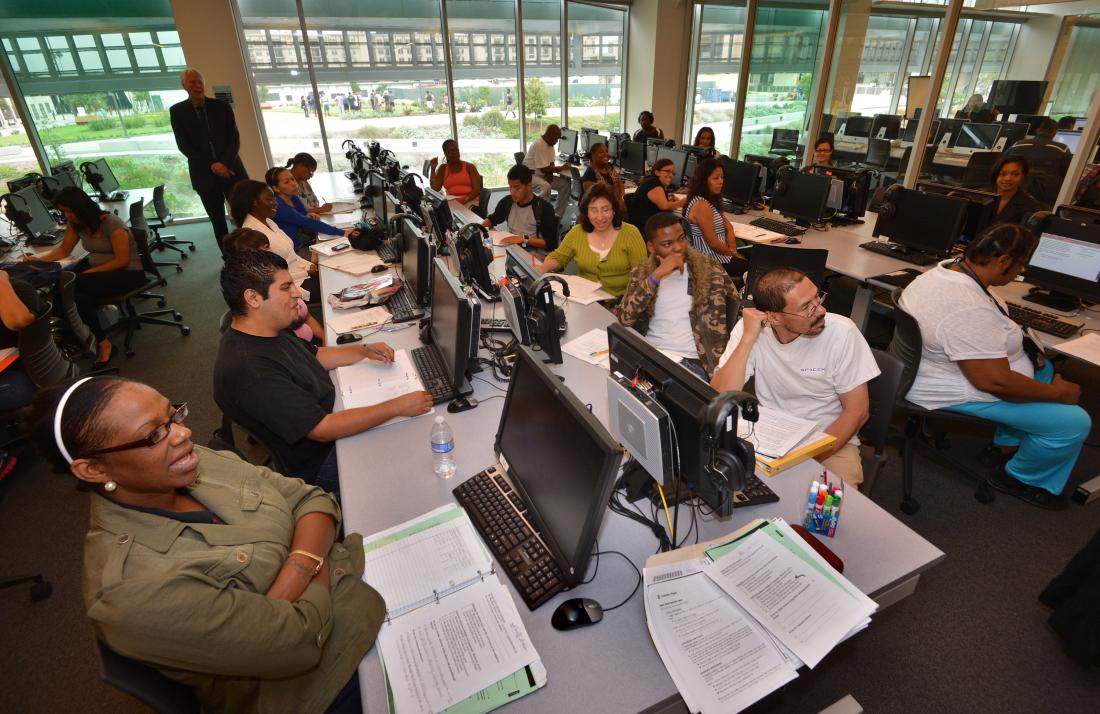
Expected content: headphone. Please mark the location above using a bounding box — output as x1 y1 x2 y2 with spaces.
700 391 759 500
772 164 797 197
385 157 403 185
34 175 63 202
876 183 904 220
368 141 382 161
0 193 30 228
401 172 424 207
1023 210 1053 235
342 139 359 160
525 274 569 337
351 215 386 251
79 162 103 186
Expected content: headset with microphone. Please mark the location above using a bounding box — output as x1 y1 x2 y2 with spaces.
699 391 759 515
874 183 904 220
0 192 31 230
772 164 797 197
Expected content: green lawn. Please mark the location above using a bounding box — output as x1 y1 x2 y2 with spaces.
0 115 174 148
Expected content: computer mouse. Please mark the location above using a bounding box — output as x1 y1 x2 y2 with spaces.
335 332 362 344
447 396 478 413
551 598 603 631
371 264 389 273
784 236 802 244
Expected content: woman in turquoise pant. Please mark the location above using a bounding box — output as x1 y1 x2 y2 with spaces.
899 222 1090 509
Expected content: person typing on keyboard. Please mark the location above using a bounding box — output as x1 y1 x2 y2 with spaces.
710 268 880 487
214 250 432 496
898 224 1089 510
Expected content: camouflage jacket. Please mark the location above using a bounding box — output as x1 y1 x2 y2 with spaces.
618 247 740 376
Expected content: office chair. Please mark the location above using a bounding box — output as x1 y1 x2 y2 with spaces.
858 348 905 496
146 185 194 256
130 198 181 273
568 166 584 203
1024 156 1071 210
211 411 289 476
743 244 829 300
475 187 491 218
94 229 190 357
889 288 997 514
96 640 200 714
959 151 1002 189
422 159 431 177
861 138 891 172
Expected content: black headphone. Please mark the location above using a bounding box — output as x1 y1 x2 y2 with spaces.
401 172 424 206
1023 210 1053 235
772 164 797 197
79 162 103 186
385 158 403 185
700 391 759 499
0 193 30 228
35 175 63 201
368 141 382 161
456 222 493 265
876 183 904 220
526 274 569 337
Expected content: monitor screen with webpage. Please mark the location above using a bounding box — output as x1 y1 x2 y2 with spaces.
1023 219 1100 310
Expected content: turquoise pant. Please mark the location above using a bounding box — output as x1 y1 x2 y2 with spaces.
944 363 1091 495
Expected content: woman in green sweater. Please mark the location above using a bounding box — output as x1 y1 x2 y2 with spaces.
538 182 647 296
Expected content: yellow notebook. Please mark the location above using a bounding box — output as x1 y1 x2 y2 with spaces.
755 432 836 477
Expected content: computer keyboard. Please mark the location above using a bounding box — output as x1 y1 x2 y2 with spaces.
453 468 565 610
732 473 781 508
1006 302 1082 338
410 344 460 403
750 217 807 236
27 230 64 247
377 240 400 264
384 283 424 323
859 240 940 266
480 317 510 332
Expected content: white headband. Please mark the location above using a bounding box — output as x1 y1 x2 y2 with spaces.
54 377 93 465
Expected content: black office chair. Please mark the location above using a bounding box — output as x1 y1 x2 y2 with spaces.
96 640 200 714
858 348 905 495
1025 157 1071 210
130 198 181 273
568 165 584 203
146 184 194 256
474 187 491 218
743 244 829 301
422 159 431 177
862 138 892 172
959 151 1002 189
889 288 997 513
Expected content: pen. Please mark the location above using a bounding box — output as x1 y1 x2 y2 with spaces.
589 348 609 358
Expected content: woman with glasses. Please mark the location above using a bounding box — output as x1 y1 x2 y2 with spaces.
628 158 688 233
683 158 745 276
286 152 332 215
30 376 385 714
898 223 1089 509
803 135 834 173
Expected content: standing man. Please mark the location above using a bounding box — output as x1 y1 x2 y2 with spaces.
170 68 248 250
504 88 516 118
523 124 572 217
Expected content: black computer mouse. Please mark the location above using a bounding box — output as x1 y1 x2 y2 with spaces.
371 264 389 273
784 236 802 244
335 332 362 344
551 598 603 631
447 396 478 413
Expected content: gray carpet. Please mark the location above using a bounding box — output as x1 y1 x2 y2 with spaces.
1 222 1099 712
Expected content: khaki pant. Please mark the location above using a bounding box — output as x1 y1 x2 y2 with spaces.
822 442 864 487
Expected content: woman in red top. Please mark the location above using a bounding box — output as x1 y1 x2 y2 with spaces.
429 139 483 210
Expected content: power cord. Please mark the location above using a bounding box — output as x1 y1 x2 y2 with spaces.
578 540 642 612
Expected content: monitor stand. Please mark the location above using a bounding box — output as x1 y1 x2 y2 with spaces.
830 214 864 226
1022 288 1079 313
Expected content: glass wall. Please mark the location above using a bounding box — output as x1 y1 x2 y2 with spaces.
0 84 39 188
688 3 748 152
1050 22 1100 117
0 2 197 214
524 0 564 138
567 2 627 136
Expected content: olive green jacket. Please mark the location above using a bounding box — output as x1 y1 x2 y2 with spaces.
83 446 386 714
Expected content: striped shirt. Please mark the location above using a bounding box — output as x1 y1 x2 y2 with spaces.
685 196 730 264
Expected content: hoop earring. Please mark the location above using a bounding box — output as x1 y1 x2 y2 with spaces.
104 481 117 493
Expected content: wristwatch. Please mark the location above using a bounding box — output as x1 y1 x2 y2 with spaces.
290 549 325 576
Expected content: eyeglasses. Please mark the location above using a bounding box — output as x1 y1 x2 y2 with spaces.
81 403 190 458
777 291 827 319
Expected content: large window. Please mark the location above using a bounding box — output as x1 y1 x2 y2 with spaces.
1050 22 1100 117
687 3 748 153
524 0 564 137
0 2 197 215
567 2 626 136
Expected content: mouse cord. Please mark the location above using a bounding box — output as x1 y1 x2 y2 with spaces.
597 550 642 612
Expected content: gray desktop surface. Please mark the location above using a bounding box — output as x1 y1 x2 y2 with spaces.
319 198 945 712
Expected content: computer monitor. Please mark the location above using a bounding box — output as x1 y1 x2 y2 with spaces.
1054 131 1082 153
770 128 799 153
1014 114 1049 136
606 133 621 161
645 137 665 168
988 80 1048 116
770 169 831 225
422 186 454 245
495 344 621 584
872 186 968 256
870 114 902 140
655 146 689 187
954 123 1001 151
917 182 997 244
840 115 873 138
454 224 499 303
997 121 1029 149
618 140 645 175
505 245 563 363
744 244 829 300
36 170 78 201
380 189 402 232
81 159 121 198
934 118 965 147
400 218 434 307
606 322 748 517
743 154 787 196
1057 204 1100 226
720 157 764 207
1020 215 1100 311
901 119 940 145
429 257 477 395
50 160 76 178
558 128 579 157
581 130 606 154
7 187 56 239
815 165 872 221
6 173 41 194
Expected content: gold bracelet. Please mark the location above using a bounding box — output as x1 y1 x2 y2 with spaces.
289 549 325 576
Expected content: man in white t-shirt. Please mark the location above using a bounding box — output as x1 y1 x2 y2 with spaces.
711 268 880 486
523 125 572 217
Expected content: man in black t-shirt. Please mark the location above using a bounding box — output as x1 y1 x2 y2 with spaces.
213 251 431 494
482 164 559 251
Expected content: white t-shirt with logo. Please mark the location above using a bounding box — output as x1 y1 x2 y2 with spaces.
645 265 696 360
524 138 557 172
716 313 880 444
898 261 1034 410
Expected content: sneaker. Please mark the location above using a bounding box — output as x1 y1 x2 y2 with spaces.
976 443 1012 469
987 470 1068 511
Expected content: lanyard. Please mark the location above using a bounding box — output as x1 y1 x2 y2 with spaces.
950 258 1011 320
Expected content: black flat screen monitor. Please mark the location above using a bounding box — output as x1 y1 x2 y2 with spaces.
655 146 689 187
873 186 967 255
771 169 831 225
917 182 997 244
955 123 1001 151
505 245 563 363
1021 216 1100 311
400 218 434 307
816 165 872 220
841 115 873 138
381 189 402 232
51 160 76 178
558 128 579 157
770 128 799 153
423 186 453 244
9 187 55 238
989 80 1048 116
618 140 645 174
84 159 120 196
607 322 745 517
720 157 763 207
934 118 965 147
997 121 1029 149
645 137 665 168
430 257 475 393
36 170 78 201
581 130 606 153
7 173 40 194
607 133 621 161
1014 114 1048 135
494 345 621 585
870 114 902 140
744 154 785 195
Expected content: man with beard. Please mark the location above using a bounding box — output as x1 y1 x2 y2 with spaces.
711 268 879 486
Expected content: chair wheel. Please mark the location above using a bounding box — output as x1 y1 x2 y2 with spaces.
188 245 197 252
975 482 996 504
175 266 183 272
157 300 167 308
180 326 191 336
173 312 182 321
30 579 53 601
181 254 188 260
899 496 920 515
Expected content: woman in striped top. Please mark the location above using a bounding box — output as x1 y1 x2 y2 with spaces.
683 158 744 274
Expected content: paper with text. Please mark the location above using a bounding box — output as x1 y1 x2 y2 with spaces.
327 306 392 335
333 349 433 427
562 328 611 368
1051 332 1100 367
736 406 818 458
322 249 385 274
550 274 615 305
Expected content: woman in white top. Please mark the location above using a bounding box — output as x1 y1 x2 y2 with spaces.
898 223 1090 509
229 180 319 300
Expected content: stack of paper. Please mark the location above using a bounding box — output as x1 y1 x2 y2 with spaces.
327 306 391 336
312 238 354 257
322 249 385 275
562 328 611 368
644 518 876 713
1051 332 1100 367
333 350 433 427
364 506 546 714
737 406 836 476
550 274 615 305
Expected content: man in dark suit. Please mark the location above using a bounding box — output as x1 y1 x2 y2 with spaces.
170 68 248 251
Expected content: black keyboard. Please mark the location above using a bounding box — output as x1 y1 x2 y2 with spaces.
732 474 780 508
410 344 460 404
750 217 807 236
27 231 64 246
384 283 424 323
377 241 400 264
481 317 510 332
1006 302 1082 338
453 468 565 610
859 240 940 267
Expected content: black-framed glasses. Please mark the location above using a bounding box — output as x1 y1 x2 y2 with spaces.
81 403 189 458
777 290 827 319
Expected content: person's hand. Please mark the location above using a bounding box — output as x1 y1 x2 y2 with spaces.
497 234 524 246
307 211 321 220
318 202 333 213
210 162 231 178
1050 374 1081 404
740 307 768 340
393 390 433 417
429 157 439 170
362 342 395 363
651 252 685 281
343 227 358 238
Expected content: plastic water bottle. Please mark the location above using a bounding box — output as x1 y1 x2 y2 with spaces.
431 416 456 479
